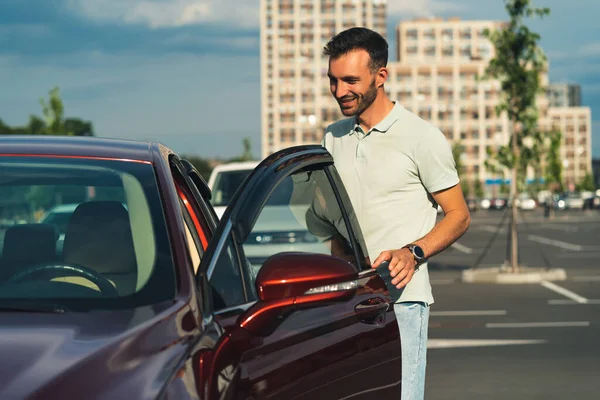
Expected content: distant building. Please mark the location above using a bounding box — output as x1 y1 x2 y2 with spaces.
548 83 582 107
593 158 600 188
547 107 592 185
259 0 387 158
259 5 593 187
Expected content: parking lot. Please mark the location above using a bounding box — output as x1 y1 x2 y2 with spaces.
426 209 600 399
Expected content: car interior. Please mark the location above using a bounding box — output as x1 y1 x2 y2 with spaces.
0 157 176 308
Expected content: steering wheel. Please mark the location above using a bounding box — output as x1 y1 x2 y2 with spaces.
6 263 120 297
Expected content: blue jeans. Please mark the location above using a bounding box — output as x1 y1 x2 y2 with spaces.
394 302 430 400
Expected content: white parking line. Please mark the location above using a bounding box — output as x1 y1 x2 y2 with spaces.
556 252 600 259
486 321 590 328
451 242 474 254
541 280 588 304
431 310 507 316
527 234 583 251
549 299 600 305
539 224 579 233
573 276 600 282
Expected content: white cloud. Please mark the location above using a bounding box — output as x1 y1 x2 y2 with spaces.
387 0 466 17
66 0 259 29
579 42 600 57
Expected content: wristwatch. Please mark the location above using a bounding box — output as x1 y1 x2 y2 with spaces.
404 244 426 265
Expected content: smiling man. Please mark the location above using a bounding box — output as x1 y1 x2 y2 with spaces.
320 27 471 399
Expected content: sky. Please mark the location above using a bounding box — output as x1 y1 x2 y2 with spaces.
1 0 599 159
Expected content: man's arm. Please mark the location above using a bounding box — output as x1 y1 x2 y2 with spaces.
371 184 470 289
413 183 471 259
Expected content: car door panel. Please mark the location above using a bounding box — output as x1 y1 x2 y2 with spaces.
232 271 400 400
194 146 401 399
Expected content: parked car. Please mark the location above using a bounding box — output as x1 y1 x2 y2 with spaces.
0 136 401 399
207 161 258 218
38 203 80 253
515 193 537 211
490 197 508 210
480 198 491 210
564 192 585 210
208 163 332 271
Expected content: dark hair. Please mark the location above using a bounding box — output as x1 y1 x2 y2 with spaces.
323 27 388 72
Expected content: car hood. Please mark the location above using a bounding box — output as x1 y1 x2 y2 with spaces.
253 206 310 232
0 301 196 400
214 205 310 232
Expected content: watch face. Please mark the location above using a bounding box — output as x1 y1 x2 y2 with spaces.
413 245 425 259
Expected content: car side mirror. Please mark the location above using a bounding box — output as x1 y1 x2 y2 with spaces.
237 252 358 336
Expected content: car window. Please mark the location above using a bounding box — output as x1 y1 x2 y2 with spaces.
0 156 176 310
212 166 366 306
209 234 249 309
325 166 370 269
211 169 253 207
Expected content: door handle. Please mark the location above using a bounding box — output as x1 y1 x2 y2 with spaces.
354 297 389 324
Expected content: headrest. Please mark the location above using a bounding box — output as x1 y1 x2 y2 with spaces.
62 201 137 275
1 223 58 264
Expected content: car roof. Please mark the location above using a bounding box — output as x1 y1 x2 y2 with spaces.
0 135 161 163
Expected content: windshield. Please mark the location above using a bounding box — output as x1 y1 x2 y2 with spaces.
211 169 253 207
0 156 176 311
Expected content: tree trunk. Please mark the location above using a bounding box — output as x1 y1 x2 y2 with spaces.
510 119 520 273
510 166 519 273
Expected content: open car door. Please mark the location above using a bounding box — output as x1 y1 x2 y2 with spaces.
195 145 402 399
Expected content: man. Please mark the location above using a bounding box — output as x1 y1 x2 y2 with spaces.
321 27 471 399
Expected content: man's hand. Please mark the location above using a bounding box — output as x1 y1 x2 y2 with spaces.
372 248 417 289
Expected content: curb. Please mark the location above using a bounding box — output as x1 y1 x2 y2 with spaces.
461 267 567 284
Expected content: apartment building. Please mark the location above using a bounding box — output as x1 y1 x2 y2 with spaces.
390 17 510 180
260 0 387 158
548 83 582 108
547 107 592 184
260 4 592 186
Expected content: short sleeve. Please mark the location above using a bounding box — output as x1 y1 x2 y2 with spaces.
415 128 460 194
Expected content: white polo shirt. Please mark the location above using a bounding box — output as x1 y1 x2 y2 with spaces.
322 102 460 305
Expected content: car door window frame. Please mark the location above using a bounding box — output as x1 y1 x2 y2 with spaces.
324 166 371 271
169 158 213 265
203 157 368 315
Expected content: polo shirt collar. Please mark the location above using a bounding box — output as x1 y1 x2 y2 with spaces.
351 101 402 136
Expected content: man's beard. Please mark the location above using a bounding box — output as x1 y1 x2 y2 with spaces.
338 78 378 117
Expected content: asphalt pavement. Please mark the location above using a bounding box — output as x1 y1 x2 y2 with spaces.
426 208 600 399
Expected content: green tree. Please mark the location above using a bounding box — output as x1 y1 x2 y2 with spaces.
64 118 94 136
0 87 94 136
482 0 550 272
0 119 14 134
40 87 73 135
474 179 484 198
577 173 596 192
544 129 563 193
229 137 256 162
183 155 213 180
452 141 471 196
28 115 46 134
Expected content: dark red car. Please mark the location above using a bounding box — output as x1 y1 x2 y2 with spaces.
0 136 401 399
